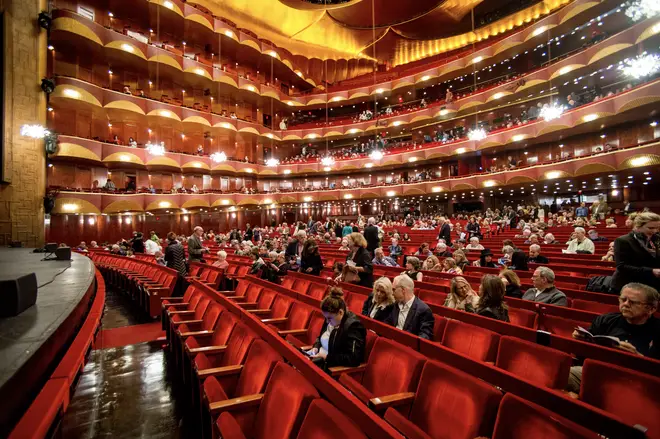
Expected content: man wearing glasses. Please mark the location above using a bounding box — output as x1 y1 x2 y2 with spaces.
567 282 660 392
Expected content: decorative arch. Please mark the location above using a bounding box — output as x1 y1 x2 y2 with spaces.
211 198 235 207
104 199 144 213
452 183 477 190
211 163 237 172
51 17 103 45
182 198 210 209
506 175 537 184
182 116 211 127
52 143 102 162
185 13 214 31
152 0 184 16
105 41 147 60
617 96 660 114
536 124 570 137
104 100 145 115
238 127 260 135
574 163 616 176
52 85 102 107
279 195 299 203
144 200 180 211
237 198 261 206
318 194 339 201
103 152 145 165
360 191 381 199
402 187 425 195
588 44 632 65
618 154 660 170
182 161 211 171
146 157 180 168
52 197 102 215
148 54 183 71
147 108 182 121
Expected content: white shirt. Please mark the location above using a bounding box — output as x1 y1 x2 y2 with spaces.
397 296 416 330
566 238 595 254
145 239 160 255
319 323 335 356
369 303 387 319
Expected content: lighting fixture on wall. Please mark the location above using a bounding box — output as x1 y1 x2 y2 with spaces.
369 150 384 160
265 158 280 167
321 156 335 167
145 141 166 156
540 102 566 121
467 128 487 141
620 52 660 79
210 152 227 163
21 124 49 139
625 0 660 21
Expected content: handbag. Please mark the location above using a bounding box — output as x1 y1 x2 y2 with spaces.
341 265 360 283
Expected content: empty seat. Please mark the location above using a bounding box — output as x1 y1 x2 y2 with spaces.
295 399 368 439
433 315 447 341
265 301 313 332
384 360 502 439
491 393 600 439
307 283 327 300
441 319 500 362
215 363 320 439
581 359 660 439
571 299 619 314
538 314 591 338
345 292 367 314
495 336 572 389
507 307 537 328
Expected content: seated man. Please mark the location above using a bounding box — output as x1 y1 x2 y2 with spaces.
104 178 116 191
384 275 434 340
567 283 660 392
523 267 567 306
434 242 452 258
565 227 595 254
588 229 608 242
527 244 549 264
372 247 399 267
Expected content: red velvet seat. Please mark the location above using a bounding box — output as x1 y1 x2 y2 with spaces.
247 293 293 320
215 362 320 439
228 283 264 303
433 315 447 341
295 399 368 439
580 359 660 439
184 310 238 357
418 289 448 306
495 336 572 389
571 299 619 314
266 301 313 332
219 280 250 299
337 337 426 409
284 311 326 348
281 277 295 289
345 292 367 314
538 314 591 338
240 288 276 311
307 283 327 300
441 319 500 362
384 360 502 439
507 307 537 328
193 322 258 373
491 393 600 439
291 279 311 294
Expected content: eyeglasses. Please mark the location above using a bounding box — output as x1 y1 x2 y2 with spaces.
618 296 648 307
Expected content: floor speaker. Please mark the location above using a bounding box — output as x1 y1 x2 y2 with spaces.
55 246 71 260
0 273 37 317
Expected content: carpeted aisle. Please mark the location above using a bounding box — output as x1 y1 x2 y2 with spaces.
95 322 166 349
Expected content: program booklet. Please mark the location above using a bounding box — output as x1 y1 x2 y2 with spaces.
575 326 620 348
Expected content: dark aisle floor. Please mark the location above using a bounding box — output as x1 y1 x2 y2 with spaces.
60 286 198 438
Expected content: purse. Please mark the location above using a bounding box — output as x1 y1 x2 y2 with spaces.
341 265 360 283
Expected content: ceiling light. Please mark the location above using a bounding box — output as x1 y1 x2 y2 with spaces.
62 203 78 212
620 53 660 79
283 169 291 174
625 0 660 21
631 156 651 167
265 158 279 167
468 128 487 141
512 134 525 142
540 102 565 121
386 191 396 197
456 147 467 154
20 124 49 139
121 43 134 53
344 194 353 199
583 114 599 122
158 201 171 208
408 157 418 163
321 156 335 167
163 0 174 9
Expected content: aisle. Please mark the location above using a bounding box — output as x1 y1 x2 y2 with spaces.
60 287 197 438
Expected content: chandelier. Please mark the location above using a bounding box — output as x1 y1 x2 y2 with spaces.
467 127 487 141
369 150 384 160
21 124 49 139
265 157 280 167
539 102 565 122
620 53 660 79
320 156 335 167
145 141 165 156
625 0 660 21
210 151 227 163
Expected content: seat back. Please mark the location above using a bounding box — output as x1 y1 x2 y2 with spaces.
200 303 223 330
257 289 277 309
296 399 368 439
581 359 660 439
362 338 426 397
234 340 283 397
495 336 572 389
245 284 265 302
221 323 258 367
307 283 327 301
409 360 502 439
418 289 448 306
302 312 326 345
441 319 500 362
193 297 212 320
507 308 537 328
538 314 590 338
270 295 294 318
571 299 619 314
233 280 250 297
492 393 600 439
253 363 320 439
433 315 447 341
285 303 313 331
292 279 310 294
210 311 238 346
281 277 295 289
345 293 367 314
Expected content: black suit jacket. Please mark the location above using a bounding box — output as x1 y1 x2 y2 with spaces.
364 225 380 253
612 232 660 292
313 311 366 370
347 247 374 288
384 296 435 340
285 240 302 260
528 255 549 264
438 223 451 243
361 294 396 322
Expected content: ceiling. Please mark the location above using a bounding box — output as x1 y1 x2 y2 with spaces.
191 0 570 65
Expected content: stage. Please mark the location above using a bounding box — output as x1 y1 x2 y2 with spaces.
0 249 96 434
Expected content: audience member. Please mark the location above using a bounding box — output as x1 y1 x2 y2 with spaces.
404 256 423 282
345 232 374 288
527 244 549 264
476 275 510 322
523 267 567 306
213 250 229 270
444 276 479 312
442 257 463 275
188 226 210 262
499 269 523 298
372 247 398 267
385 274 435 340
362 277 396 321
611 212 660 293
565 227 595 254
301 239 323 275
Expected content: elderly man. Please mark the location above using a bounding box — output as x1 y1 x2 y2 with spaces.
527 244 549 264
372 247 399 267
434 242 452 258
437 216 451 244
566 227 595 254
364 217 380 258
285 230 306 262
588 229 608 242
523 267 567 306
384 275 434 340
567 283 660 392
188 226 210 262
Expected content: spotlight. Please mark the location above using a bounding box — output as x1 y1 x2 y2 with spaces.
41 78 55 94
38 11 52 30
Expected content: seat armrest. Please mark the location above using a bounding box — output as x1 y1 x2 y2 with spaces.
189 345 227 355
164 302 189 309
338 372 374 405
247 309 271 316
169 310 194 315
239 302 258 309
384 407 433 439
300 345 313 351
261 317 287 325
226 296 246 301
173 319 202 327
180 330 213 338
216 290 235 295
369 392 416 411
328 364 367 378
208 393 263 415
198 364 244 380
278 329 308 336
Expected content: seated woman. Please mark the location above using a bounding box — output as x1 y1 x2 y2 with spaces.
248 247 265 275
301 239 323 276
415 242 433 258
422 255 440 271
476 275 510 322
402 233 411 241
307 287 366 371
466 237 485 251
444 276 479 312
452 250 470 272
601 241 615 262
498 269 523 298
441 257 463 275
362 277 396 322
338 238 350 251
213 250 229 270
509 250 529 271
404 256 424 282
476 249 497 268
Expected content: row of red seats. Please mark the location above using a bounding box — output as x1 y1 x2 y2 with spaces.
9 269 107 439
194 273 656 439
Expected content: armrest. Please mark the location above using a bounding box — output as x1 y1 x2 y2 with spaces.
172 319 202 327
165 302 189 309
261 318 287 325
239 302 258 309
369 392 416 411
208 393 263 415
300 345 313 351
169 310 194 315
179 330 213 338
226 296 246 301
247 309 271 315
198 364 244 380
278 329 308 336
160 297 184 302
146 286 170 291
190 345 227 355
328 364 367 378
216 290 236 295
384 407 433 439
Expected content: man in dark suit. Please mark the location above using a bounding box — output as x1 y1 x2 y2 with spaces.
188 226 209 262
363 217 380 258
611 213 660 293
527 244 549 264
285 230 306 262
384 274 435 340
437 216 451 244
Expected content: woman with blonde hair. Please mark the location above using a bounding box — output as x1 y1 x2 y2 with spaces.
422 255 440 271
442 257 463 275
444 276 479 312
452 250 469 271
611 211 660 292
361 277 396 321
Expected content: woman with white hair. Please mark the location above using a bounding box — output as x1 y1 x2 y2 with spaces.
466 237 484 251
543 233 557 245
213 250 229 270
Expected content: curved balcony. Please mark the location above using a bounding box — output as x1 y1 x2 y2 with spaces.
50 140 659 214
50 78 660 175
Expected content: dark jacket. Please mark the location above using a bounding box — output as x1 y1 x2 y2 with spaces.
611 232 660 293
384 296 435 340
347 247 374 288
313 311 366 370
522 286 567 306
285 239 303 261
301 252 323 276
528 254 550 264
505 284 523 299
187 234 205 262
334 224 344 238
438 222 451 243
243 228 253 241
361 294 396 322
164 240 187 276
132 238 145 254
477 306 510 322
364 225 380 254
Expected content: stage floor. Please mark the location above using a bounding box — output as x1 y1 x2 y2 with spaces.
0 249 95 392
